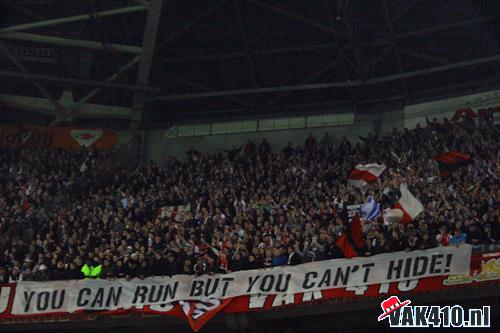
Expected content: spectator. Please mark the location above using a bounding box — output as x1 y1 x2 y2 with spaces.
271 247 287 267
305 133 317 152
51 261 68 281
449 229 468 246
244 139 255 155
0 115 497 281
0 266 9 283
287 244 302 265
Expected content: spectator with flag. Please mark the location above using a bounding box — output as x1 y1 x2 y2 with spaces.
348 163 387 188
360 196 381 221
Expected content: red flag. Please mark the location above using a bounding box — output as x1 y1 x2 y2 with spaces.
180 298 233 332
433 151 472 177
335 234 358 259
350 214 364 249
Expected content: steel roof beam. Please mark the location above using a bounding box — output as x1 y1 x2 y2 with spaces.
395 15 499 39
334 0 368 79
159 15 498 63
384 0 420 26
50 56 142 126
0 41 65 117
159 0 228 46
0 5 147 33
0 32 142 54
132 0 163 127
398 48 450 65
245 0 346 36
370 45 393 75
233 0 259 104
161 70 254 108
382 0 407 96
264 48 350 107
324 0 357 105
0 70 159 92
162 43 339 63
156 54 500 100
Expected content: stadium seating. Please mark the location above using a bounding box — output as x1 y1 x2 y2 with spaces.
0 116 498 282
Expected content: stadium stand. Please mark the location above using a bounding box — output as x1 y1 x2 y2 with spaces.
0 115 498 282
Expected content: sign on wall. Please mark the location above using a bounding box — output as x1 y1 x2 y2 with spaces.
0 126 117 150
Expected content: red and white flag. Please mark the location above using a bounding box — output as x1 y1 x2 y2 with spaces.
160 205 191 222
348 163 386 188
180 298 233 332
392 183 424 224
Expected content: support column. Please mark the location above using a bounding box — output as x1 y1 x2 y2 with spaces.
131 0 163 164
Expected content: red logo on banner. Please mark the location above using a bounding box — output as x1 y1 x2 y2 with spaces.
378 296 411 321
70 130 103 147
180 298 233 332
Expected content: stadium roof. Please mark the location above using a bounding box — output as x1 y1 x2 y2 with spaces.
1 0 500 126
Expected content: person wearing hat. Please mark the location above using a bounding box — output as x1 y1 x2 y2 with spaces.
33 264 50 281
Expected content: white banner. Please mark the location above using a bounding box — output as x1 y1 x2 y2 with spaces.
11 246 471 315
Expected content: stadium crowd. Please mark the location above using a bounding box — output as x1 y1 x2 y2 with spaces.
0 116 498 282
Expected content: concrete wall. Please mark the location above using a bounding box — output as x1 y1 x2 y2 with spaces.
145 112 401 161
404 89 500 129
116 89 500 163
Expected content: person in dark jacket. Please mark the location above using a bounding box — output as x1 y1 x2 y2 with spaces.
150 252 167 276
0 266 9 283
51 261 68 280
115 259 127 279
228 252 245 272
287 245 302 265
164 253 179 276
100 259 116 279
136 259 151 279
66 262 84 280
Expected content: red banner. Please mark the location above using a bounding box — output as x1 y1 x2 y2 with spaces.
0 126 117 150
0 251 498 331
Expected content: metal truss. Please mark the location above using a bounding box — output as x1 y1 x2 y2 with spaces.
0 32 142 54
156 54 500 100
155 0 500 109
1 0 500 121
49 56 142 126
131 0 163 125
0 41 66 117
0 3 152 122
0 5 147 33
0 70 158 92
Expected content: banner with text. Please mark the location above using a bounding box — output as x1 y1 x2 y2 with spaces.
8 246 471 317
1 247 497 332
